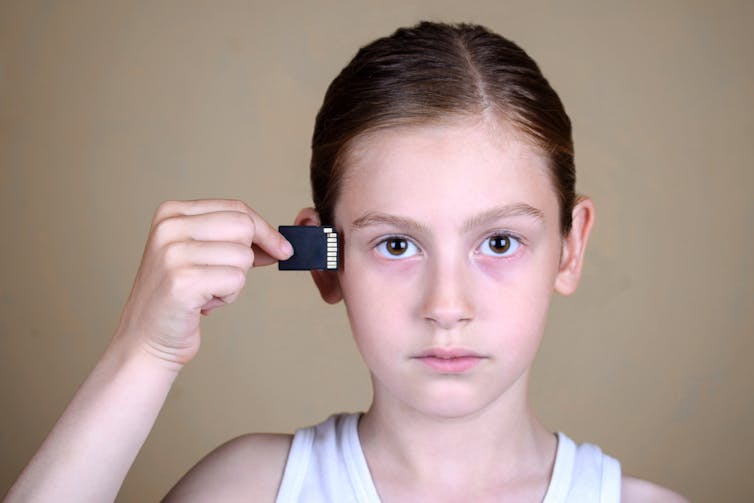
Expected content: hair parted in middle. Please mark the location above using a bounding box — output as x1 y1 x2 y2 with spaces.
310 21 576 235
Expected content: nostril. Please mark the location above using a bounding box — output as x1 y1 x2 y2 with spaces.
423 301 473 329
422 266 474 327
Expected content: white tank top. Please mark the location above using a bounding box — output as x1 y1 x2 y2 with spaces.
276 413 621 502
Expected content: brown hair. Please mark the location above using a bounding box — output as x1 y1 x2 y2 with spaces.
311 21 576 234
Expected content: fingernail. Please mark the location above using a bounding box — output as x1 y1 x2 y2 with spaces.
281 240 293 258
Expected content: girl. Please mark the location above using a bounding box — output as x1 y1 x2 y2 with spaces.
6 22 685 502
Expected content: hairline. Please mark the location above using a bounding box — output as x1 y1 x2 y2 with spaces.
325 109 563 231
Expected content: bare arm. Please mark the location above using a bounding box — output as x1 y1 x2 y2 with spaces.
5 200 293 502
162 433 292 503
5 339 178 501
622 475 689 503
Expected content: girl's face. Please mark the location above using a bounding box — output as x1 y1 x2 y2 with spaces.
328 117 580 419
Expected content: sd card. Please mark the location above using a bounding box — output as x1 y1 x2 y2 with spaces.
278 226 339 271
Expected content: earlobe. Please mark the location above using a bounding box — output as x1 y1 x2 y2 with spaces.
554 196 595 296
311 269 343 304
294 207 343 304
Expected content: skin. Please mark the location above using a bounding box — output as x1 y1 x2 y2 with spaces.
338 117 567 500
304 115 685 502
4 119 687 502
5 199 294 502
304 115 582 501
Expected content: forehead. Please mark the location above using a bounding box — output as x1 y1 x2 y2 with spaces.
335 117 559 227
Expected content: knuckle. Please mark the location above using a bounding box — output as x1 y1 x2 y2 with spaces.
244 215 256 243
228 199 248 213
162 241 186 267
165 265 193 297
154 200 178 222
240 246 255 269
231 212 255 244
227 199 252 214
150 216 177 247
231 267 247 288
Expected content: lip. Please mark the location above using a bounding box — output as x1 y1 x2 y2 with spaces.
413 348 486 374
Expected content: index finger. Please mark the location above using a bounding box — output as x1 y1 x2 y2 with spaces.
154 199 293 260
247 208 294 262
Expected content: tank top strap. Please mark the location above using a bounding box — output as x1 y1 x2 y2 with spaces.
542 431 577 502
543 432 622 502
340 413 382 502
600 453 621 501
274 421 315 501
275 413 380 503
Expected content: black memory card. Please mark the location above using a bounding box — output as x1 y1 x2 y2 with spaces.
278 226 339 270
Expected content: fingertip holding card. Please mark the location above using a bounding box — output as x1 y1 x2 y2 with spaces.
278 226 339 271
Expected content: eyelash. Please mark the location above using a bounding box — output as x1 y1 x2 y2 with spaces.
373 232 524 260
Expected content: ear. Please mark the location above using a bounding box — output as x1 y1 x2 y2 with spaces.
294 207 343 304
554 196 596 296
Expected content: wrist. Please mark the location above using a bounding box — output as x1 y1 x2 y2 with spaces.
107 329 186 378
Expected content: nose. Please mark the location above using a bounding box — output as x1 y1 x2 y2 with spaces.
421 260 474 330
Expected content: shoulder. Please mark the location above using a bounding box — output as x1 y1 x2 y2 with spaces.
162 433 293 503
621 475 689 503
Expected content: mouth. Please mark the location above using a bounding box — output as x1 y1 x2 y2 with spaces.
413 348 486 374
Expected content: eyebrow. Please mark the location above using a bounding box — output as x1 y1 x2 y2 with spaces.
461 203 545 232
350 203 544 233
351 212 430 234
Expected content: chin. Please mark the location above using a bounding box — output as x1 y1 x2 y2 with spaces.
404 383 505 421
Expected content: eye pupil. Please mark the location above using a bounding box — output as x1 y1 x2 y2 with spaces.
387 238 408 255
490 235 510 253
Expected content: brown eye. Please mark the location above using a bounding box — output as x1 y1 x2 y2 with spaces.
489 235 511 253
480 234 520 257
377 237 418 259
386 238 408 256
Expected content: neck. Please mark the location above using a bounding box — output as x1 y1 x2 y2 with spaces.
358 371 556 498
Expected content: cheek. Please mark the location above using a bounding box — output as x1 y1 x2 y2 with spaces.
342 291 405 375
340 245 421 304
473 254 559 308
339 257 421 354
341 270 415 328
473 252 559 345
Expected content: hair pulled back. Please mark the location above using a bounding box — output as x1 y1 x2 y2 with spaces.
311 21 576 234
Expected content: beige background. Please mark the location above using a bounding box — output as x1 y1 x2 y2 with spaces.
1 1 752 501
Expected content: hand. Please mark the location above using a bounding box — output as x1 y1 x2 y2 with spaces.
114 199 293 367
